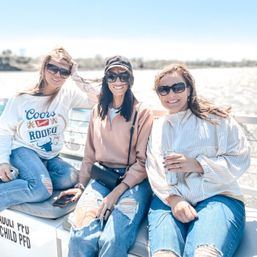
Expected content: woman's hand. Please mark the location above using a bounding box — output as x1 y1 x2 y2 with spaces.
70 61 78 76
58 187 83 202
97 190 121 221
0 163 12 182
164 152 203 173
166 195 198 223
97 182 129 221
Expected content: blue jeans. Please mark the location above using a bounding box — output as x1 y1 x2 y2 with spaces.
148 195 245 257
0 147 78 211
68 178 152 257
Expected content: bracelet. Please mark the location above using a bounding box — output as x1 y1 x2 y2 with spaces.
74 183 85 192
120 181 129 189
115 182 129 195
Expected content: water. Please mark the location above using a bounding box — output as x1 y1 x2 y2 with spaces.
1 67 257 115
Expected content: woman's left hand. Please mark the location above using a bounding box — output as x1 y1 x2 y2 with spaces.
97 182 129 221
167 195 198 223
164 152 203 173
96 190 120 221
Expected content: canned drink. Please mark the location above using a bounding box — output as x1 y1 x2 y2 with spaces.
164 150 178 186
10 166 19 180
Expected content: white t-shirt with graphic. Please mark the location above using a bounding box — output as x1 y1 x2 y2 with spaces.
0 81 98 163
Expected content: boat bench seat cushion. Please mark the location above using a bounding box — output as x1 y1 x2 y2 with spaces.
9 190 76 219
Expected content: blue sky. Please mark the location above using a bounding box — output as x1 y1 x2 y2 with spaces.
1 0 257 60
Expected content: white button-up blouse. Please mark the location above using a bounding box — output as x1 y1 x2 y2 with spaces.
146 109 250 206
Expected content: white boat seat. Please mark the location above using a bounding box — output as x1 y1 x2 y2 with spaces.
9 190 76 219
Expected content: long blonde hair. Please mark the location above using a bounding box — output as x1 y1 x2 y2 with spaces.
18 47 73 104
154 64 231 122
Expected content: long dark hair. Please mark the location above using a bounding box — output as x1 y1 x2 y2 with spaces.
154 64 231 122
97 75 136 121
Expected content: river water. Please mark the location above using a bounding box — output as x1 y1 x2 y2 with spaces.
1 67 257 115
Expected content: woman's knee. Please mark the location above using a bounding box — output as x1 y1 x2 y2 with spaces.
72 207 98 228
53 167 78 189
115 196 139 221
153 250 177 257
194 245 222 257
72 191 100 229
28 177 53 201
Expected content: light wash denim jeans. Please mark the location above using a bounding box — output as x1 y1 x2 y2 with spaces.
148 195 245 257
0 147 78 211
68 175 152 257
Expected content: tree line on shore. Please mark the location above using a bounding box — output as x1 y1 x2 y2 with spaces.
1 49 257 71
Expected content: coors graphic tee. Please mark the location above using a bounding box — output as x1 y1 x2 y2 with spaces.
0 83 92 163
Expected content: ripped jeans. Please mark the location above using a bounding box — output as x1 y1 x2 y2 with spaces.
148 195 245 257
68 177 152 257
0 147 78 211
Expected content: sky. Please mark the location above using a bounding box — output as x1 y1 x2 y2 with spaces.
1 0 257 61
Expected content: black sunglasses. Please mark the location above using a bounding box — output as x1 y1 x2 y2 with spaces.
157 82 187 96
106 72 130 83
46 63 71 78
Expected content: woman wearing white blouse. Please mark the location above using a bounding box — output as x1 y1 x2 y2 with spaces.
146 64 250 257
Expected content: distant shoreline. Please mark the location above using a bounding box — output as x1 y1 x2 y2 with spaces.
1 50 257 71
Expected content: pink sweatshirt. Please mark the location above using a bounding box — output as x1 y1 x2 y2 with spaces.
80 102 153 188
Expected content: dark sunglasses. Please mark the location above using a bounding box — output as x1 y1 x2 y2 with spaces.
106 72 130 83
46 63 71 78
157 82 187 96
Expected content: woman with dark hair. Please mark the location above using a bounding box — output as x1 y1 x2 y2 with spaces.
146 64 250 257
0 47 98 211
62 55 153 257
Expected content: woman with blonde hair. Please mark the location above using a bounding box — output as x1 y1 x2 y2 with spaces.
0 47 98 210
146 64 250 257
